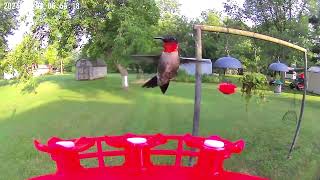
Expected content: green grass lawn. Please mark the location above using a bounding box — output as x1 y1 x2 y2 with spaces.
0 74 320 180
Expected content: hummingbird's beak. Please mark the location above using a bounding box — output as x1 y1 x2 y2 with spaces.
154 37 164 40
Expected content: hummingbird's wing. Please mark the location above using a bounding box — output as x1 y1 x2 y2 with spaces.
131 55 161 64
180 57 211 64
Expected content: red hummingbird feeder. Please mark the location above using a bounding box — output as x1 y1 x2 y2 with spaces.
218 83 237 95
29 133 268 180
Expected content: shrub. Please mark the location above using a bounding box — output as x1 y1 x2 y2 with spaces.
202 74 220 83
174 70 244 84
175 70 195 83
240 72 269 110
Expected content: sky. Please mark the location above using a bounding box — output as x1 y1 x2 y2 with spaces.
179 0 245 19
7 0 245 50
7 0 34 49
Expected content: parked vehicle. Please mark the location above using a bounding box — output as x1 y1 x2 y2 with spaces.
289 73 304 90
285 70 297 80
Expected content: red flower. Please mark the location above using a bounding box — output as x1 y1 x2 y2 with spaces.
218 83 237 95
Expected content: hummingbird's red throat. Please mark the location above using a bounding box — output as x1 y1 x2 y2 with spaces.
163 42 178 53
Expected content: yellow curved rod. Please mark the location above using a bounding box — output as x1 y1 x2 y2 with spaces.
194 25 307 53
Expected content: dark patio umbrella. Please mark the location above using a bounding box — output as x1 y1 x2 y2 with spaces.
213 56 242 69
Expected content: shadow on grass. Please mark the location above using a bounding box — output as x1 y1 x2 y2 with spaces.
0 79 19 86
17 74 126 95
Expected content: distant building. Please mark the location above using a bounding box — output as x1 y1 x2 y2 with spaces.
179 59 212 75
307 66 320 95
3 69 19 80
3 64 52 79
33 64 52 77
75 59 107 80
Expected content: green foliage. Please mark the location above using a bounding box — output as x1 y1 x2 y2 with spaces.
201 10 223 26
63 52 78 72
240 72 268 110
44 44 58 65
175 70 220 83
202 74 220 83
308 1 320 64
31 0 80 72
174 70 195 82
2 0 316 83
80 0 160 67
2 35 41 80
224 0 313 68
0 0 20 59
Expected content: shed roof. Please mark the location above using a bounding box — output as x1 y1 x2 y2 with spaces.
308 66 320 73
77 59 106 67
91 59 106 67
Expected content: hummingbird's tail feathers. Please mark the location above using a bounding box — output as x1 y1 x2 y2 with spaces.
160 82 170 94
142 76 158 88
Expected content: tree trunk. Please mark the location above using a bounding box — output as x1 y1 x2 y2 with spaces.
116 63 129 90
136 65 144 80
60 59 63 74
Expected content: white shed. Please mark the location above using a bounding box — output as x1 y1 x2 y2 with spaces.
3 69 19 80
179 59 212 75
33 64 51 77
75 59 107 80
307 66 320 95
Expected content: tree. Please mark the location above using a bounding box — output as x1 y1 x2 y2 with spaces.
44 44 58 65
2 35 40 80
80 0 160 89
154 0 197 58
308 1 320 64
32 0 79 74
224 0 313 68
0 0 20 58
30 0 160 88
0 0 21 76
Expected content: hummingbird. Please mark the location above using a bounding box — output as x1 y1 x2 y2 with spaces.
132 36 209 94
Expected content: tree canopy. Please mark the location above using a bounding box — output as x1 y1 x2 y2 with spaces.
224 0 316 68
1 0 319 79
0 0 20 59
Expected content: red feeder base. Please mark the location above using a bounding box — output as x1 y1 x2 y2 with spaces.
30 166 266 180
29 134 268 180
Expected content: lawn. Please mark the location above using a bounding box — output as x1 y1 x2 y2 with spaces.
0 74 319 180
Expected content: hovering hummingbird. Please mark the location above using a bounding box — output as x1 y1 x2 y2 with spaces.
132 36 209 94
